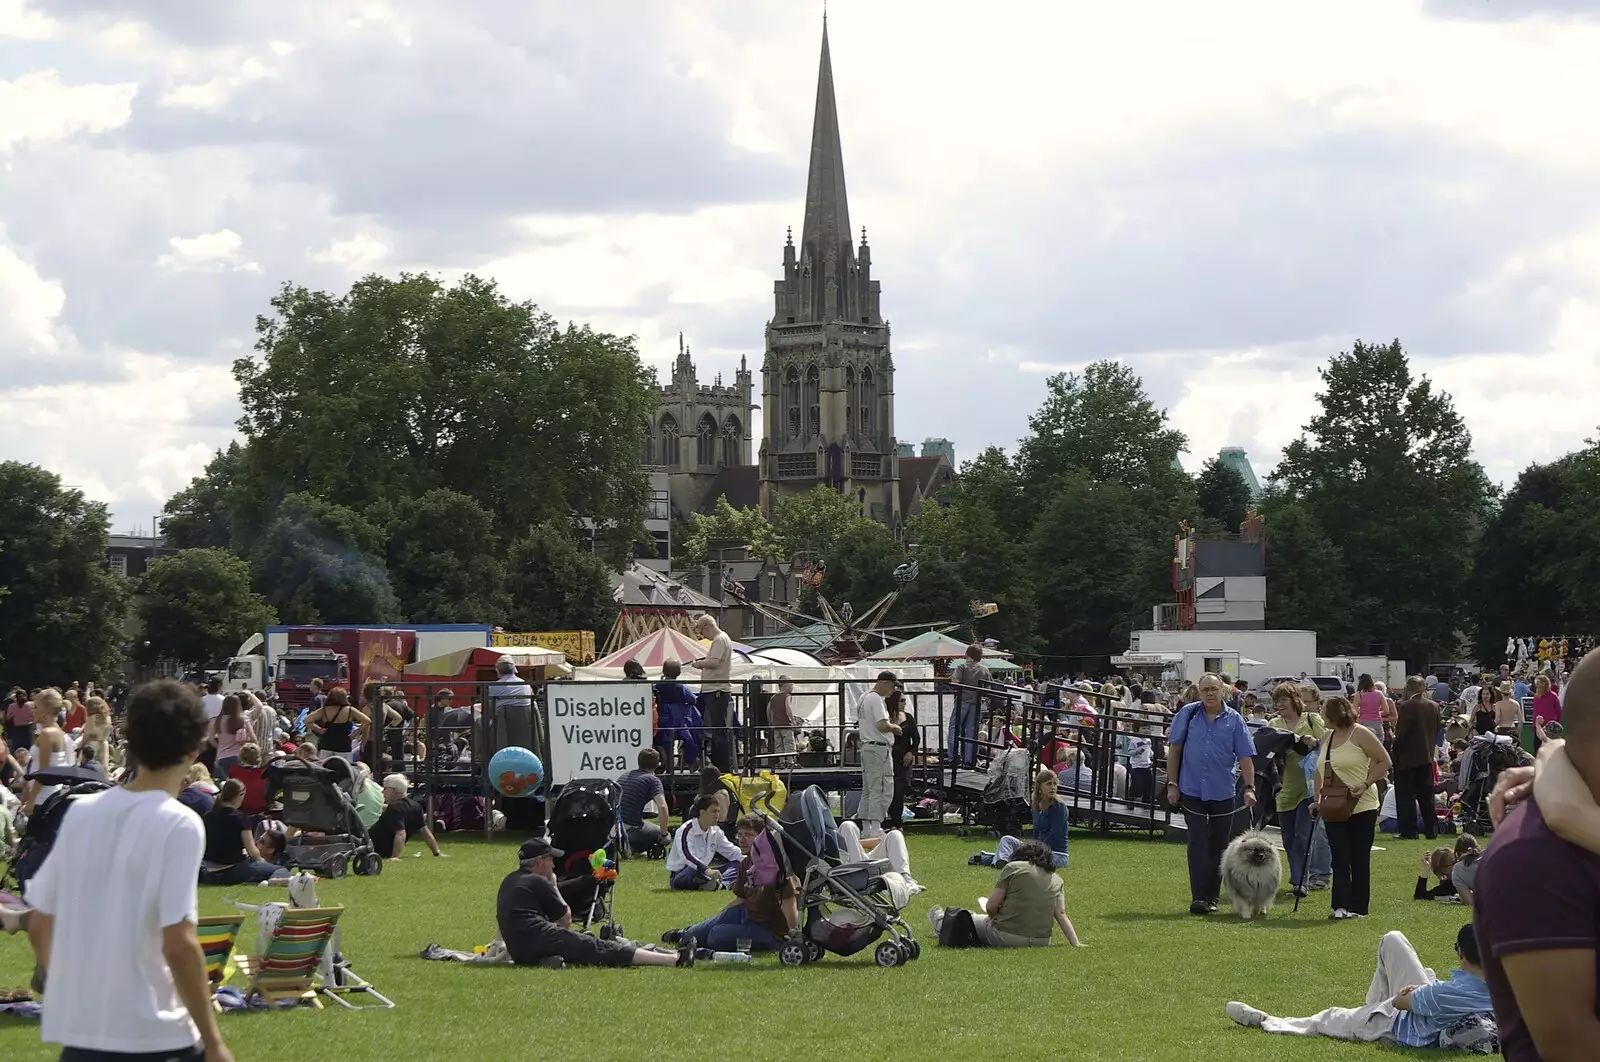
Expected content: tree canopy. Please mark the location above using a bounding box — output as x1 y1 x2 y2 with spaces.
1196 457 1252 533
0 462 131 684
136 548 277 668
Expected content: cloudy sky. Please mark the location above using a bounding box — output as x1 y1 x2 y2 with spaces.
4 0 1599 533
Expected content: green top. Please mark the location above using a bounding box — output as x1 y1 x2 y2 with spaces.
356 779 385 829
992 861 1063 941
1271 712 1325 812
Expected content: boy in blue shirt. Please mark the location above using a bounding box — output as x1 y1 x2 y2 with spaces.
1226 924 1495 1049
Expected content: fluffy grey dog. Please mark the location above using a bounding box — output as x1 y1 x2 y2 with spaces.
1221 830 1282 920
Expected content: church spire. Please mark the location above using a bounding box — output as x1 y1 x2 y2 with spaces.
797 18 854 319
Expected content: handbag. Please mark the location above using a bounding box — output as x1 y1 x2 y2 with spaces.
1318 741 1357 823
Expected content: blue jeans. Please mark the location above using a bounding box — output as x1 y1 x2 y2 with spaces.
202 859 281 885
992 834 1069 869
678 904 784 952
670 864 737 890
1310 816 1331 883
1279 800 1317 889
949 700 980 767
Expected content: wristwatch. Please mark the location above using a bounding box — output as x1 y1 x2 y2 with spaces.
1243 785 1256 793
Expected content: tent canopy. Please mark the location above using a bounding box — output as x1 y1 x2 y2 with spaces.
592 628 751 670
865 629 1016 666
406 644 566 678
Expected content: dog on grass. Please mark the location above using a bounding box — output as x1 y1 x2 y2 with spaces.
1221 830 1282 920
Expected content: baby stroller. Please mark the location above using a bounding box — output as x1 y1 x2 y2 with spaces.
3 765 109 893
548 778 624 940
1457 734 1526 836
263 756 382 877
971 746 1030 837
773 785 919 968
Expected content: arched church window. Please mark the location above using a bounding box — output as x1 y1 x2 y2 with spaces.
844 367 855 436
805 364 820 438
642 419 654 465
696 413 717 467
784 367 801 441
721 415 740 467
860 367 875 438
660 414 679 467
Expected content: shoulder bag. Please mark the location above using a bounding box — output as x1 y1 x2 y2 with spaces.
1317 736 1357 823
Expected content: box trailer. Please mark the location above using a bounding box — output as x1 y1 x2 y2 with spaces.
1126 629 1318 689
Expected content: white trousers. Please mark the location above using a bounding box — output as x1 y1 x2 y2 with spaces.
1260 931 1436 1041
837 820 911 877
858 741 894 835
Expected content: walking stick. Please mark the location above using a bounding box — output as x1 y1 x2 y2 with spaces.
1293 804 1318 912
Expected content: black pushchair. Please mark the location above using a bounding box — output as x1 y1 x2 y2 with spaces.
263 755 382 877
1458 735 1526 836
3 765 110 893
1249 726 1296 830
973 746 1031 837
548 778 624 940
773 785 918 968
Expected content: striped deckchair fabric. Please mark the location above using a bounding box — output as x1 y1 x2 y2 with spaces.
238 906 345 1009
195 915 244 987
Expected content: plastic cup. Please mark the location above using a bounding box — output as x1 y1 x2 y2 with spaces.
736 937 752 954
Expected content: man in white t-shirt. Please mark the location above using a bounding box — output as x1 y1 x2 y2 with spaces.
689 614 736 770
200 677 224 722
856 671 901 839
25 679 233 1062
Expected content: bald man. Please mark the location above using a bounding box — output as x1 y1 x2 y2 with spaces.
1473 648 1600 1062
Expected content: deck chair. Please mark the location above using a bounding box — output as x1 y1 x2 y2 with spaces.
195 914 244 1010
234 906 344 1009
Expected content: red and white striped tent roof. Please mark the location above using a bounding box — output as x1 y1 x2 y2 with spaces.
591 628 751 670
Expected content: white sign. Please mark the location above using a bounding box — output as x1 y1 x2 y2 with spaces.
548 682 654 784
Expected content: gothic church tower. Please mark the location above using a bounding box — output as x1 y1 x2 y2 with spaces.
758 20 900 529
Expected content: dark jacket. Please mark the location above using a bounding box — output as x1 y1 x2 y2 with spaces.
1392 696 1441 770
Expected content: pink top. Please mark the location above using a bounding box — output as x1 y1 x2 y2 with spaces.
1532 691 1561 724
1357 690 1384 724
216 719 257 761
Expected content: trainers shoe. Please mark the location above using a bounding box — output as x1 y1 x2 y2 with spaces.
1190 900 1210 915
1307 880 1329 891
1330 908 1349 920
661 929 682 945
1206 901 1218 913
535 955 564 969
968 852 990 866
926 904 945 933
1226 1001 1267 1028
676 935 697 968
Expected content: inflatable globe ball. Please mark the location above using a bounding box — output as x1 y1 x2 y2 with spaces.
489 747 543 797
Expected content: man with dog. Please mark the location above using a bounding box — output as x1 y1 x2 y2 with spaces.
1166 673 1257 915
1226 924 1495 1050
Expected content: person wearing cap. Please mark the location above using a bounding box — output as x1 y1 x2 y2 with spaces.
497 837 696 968
857 671 902 839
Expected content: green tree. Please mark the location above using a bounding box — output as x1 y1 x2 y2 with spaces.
249 492 400 624
160 443 246 551
1258 493 1353 642
386 490 510 624
1028 474 1151 663
1273 339 1492 665
1468 443 1600 662
891 555 972 631
504 522 618 633
953 446 1028 539
905 496 1039 655
679 485 873 568
232 273 656 554
135 548 278 667
814 521 900 616
0 462 131 684
1018 361 1188 493
678 499 782 567
1195 457 1252 533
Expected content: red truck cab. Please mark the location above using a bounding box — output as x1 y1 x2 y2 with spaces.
273 628 416 710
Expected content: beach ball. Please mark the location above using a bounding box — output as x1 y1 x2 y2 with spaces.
489 746 543 797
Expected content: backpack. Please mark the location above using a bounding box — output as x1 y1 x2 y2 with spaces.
937 906 983 948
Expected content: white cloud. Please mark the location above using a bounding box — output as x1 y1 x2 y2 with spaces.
0 240 65 352
0 69 135 150
0 0 54 40
308 231 389 269
156 229 260 272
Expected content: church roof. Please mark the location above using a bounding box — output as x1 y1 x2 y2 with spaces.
797 20 856 316
898 455 954 515
698 465 759 514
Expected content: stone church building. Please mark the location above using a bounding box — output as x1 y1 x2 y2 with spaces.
655 21 907 528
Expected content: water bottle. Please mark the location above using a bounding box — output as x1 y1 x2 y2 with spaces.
710 950 754 963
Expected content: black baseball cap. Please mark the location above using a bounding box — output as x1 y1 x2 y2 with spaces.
877 670 898 684
518 837 563 861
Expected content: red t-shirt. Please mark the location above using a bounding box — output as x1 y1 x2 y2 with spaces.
1532 690 1562 724
227 765 270 815
62 705 86 732
1473 795 1600 1061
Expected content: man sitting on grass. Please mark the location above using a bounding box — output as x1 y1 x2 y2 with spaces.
665 794 742 890
661 814 798 953
497 838 696 969
1226 924 1496 1051
374 773 446 861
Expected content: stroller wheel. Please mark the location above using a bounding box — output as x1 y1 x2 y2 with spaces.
955 827 969 838
803 939 824 964
779 941 808 967
326 856 348 879
907 939 922 961
874 941 904 968
353 852 382 876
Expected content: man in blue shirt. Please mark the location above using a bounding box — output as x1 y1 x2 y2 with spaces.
1227 924 1496 1051
1165 673 1257 914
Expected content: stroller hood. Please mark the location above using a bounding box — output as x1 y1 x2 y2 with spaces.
777 785 838 868
549 778 621 856
25 763 106 786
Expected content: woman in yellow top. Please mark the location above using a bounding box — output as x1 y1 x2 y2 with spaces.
1270 683 1326 897
1314 695 1391 920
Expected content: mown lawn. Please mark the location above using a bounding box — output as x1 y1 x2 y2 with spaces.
0 826 1473 1061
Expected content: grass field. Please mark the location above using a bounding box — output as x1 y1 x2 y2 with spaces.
0 825 1474 1061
